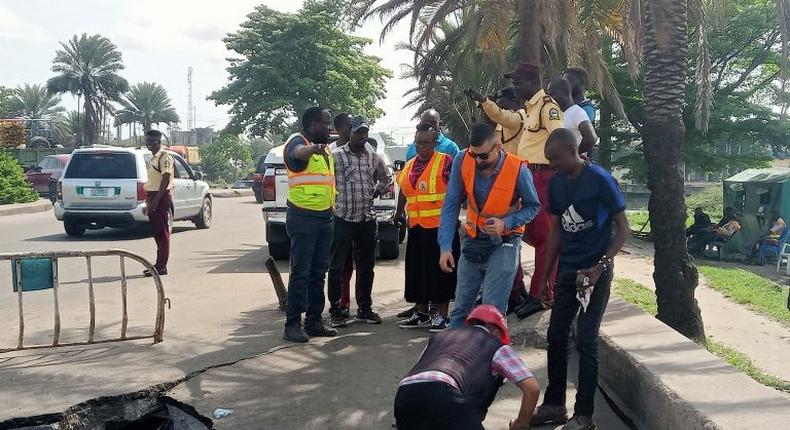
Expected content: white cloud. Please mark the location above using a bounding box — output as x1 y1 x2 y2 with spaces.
0 4 46 44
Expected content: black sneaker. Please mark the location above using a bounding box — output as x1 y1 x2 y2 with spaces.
396 306 416 319
516 297 546 320
428 315 448 332
283 325 309 343
330 312 349 328
304 320 338 337
356 309 382 324
399 312 431 329
143 268 167 277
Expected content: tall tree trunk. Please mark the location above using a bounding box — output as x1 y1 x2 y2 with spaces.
598 100 614 171
642 0 706 343
517 0 542 65
83 93 98 146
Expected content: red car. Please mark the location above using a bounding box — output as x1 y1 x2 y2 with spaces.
26 154 70 202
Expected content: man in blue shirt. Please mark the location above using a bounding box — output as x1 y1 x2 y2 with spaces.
405 109 460 160
530 128 629 430
563 68 596 123
438 122 540 328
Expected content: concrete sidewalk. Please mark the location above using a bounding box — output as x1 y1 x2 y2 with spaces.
616 238 790 384
0 199 52 217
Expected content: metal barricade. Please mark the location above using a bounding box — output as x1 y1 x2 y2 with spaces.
0 249 167 352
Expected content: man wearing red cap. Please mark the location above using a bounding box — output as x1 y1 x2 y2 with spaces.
467 63 564 318
394 305 540 430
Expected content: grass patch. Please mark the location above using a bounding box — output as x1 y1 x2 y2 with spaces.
626 210 650 233
697 265 789 325
707 338 790 393
613 278 657 316
613 277 790 393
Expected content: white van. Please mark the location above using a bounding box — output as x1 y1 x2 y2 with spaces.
54 147 212 236
260 132 401 260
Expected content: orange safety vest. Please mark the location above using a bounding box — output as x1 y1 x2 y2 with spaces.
397 151 449 229
461 150 526 238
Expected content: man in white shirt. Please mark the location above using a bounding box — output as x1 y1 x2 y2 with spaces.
547 79 598 154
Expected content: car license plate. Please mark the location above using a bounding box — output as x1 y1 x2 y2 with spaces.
86 187 109 197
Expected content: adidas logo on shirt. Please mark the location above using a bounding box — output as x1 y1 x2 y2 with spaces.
561 205 594 233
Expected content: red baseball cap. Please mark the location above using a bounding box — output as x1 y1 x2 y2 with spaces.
466 304 510 344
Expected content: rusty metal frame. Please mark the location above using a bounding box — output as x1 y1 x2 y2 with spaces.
0 249 167 353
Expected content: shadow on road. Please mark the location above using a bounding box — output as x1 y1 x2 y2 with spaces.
24 226 196 242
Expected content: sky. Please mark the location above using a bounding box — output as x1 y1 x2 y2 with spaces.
0 0 419 143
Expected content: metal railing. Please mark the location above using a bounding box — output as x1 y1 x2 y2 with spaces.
0 249 167 353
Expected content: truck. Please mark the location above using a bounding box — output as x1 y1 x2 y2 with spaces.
169 145 201 166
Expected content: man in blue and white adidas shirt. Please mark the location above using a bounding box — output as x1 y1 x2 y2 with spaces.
529 128 629 430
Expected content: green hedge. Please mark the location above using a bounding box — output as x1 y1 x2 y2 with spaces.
0 152 38 204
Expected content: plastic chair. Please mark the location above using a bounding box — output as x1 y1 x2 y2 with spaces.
777 242 790 274
758 228 790 265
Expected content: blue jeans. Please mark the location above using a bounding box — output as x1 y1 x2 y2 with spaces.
544 266 613 416
285 209 333 327
449 237 521 328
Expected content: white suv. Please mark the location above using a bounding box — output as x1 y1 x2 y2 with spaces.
260 132 401 260
54 146 212 236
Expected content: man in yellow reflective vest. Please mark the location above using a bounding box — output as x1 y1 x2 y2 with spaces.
283 107 338 343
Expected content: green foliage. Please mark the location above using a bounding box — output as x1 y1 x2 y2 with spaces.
686 186 724 219
697 264 789 325
115 82 179 131
199 134 253 183
707 338 790 393
0 86 13 118
0 152 39 204
248 137 273 162
210 0 391 137
9 84 64 119
613 278 658 316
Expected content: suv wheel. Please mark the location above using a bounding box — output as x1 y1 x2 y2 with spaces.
268 241 290 260
194 197 212 229
64 220 86 237
379 240 399 260
48 181 58 204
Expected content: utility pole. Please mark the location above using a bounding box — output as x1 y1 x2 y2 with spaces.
187 66 194 145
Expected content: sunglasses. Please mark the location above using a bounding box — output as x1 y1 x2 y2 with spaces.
469 145 498 160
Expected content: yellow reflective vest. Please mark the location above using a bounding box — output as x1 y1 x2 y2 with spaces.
286 134 335 211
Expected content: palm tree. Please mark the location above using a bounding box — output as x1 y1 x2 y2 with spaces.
641 0 706 343
114 82 180 133
10 84 65 119
47 33 129 146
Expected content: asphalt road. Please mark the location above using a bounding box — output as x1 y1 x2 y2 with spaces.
0 197 630 429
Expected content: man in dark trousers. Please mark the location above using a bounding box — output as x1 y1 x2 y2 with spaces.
282 107 338 343
531 128 629 430
328 116 391 327
394 305 540 430
143 129 172 277
329 112 356 319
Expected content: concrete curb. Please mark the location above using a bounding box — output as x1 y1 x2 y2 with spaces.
509 298 790 430
0 199 52 217
209 188 254 198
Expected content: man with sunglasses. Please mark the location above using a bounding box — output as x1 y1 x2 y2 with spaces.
438 122 541 328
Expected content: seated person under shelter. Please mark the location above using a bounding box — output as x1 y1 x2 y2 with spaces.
689 207 741 254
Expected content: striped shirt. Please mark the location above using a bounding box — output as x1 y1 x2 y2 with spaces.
400 344 534 389
332 144 392 222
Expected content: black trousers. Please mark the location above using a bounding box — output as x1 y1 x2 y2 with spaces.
394 382 485 430
544 266 613 416
328 216 376 311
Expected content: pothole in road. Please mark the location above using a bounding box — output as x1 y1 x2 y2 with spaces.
1 393 213 430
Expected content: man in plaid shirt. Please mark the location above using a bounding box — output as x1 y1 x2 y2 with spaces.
328 116 392 327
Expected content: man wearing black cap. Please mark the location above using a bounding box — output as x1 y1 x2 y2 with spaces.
467 63 564 317
328 115 392 327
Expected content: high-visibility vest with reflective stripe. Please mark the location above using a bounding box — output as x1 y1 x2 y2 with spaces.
286 134 336 211
397 151 449 228
461 150 526 238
